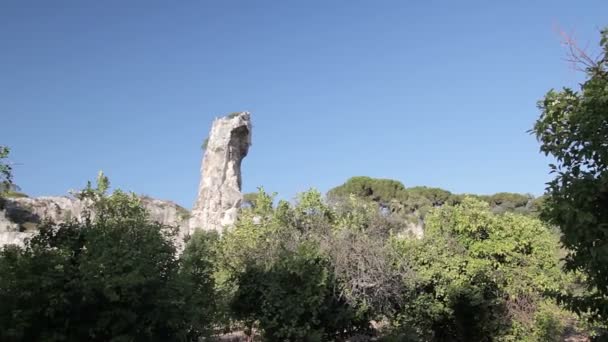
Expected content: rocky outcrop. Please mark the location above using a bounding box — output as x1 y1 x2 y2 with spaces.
0 196 190 247
0 111 252 247
189 112 252 233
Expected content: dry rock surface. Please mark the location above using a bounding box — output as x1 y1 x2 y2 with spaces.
189 112 251 233
0 112 252 247
0 196 190 247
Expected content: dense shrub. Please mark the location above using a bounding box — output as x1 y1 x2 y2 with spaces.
392 198 576 341
0 172 593 341
0 174 217 342
231 243 364 341
219 189 372 340
219 188 582 341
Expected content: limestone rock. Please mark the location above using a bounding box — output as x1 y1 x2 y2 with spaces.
189 112 251 233
0 196 190 247
0 196 88 247
0 111 252 246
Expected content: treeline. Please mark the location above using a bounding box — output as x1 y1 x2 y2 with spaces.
326 176 544 217
0 176 587 341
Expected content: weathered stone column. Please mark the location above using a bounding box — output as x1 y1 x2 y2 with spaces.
189 112 251 233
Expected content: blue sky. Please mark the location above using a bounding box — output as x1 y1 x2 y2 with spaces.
1 1 606 208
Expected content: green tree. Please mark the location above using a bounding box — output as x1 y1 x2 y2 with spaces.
478 192 533 214
231 243 362 342
327 176 406 206
178 230 220 338
0 174 216 341
327 176 540 218
393 198 574 341
532 28 608 321
220 188 371 340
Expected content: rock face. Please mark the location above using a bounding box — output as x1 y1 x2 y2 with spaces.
0 196 190 247
0 111 251 247
189 112 252 233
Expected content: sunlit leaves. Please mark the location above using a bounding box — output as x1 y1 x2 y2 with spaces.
532 28 608 321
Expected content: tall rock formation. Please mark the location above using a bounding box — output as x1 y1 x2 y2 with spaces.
0 112 251 247
189 112 251 233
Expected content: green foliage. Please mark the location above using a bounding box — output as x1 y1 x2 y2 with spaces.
399 186 456 217
2 191 28 198
403 186 453 206
328 176 406 205
392 198 573 341
527 195 548 216
0 146 13 195
219 188 280 274
327 177 452 219
0 174 216 341
532 28 608 322
328 176 539 218
0 166 592 341
220 188 577 340
482 192 531 207
219 188 371 340
74 172 153 232
328 178 578 341
231 243 361 341
531 301 568 342
478 192 534 214
179 230 219 338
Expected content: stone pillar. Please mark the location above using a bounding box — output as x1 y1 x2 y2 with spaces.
189 112 251 233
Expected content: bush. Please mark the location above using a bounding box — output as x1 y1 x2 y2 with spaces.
179 230 220 338
531 302 567 342
392 197 573 341
231 243 365 341
220 189 378 340
0 217 189 341
0 174 217 341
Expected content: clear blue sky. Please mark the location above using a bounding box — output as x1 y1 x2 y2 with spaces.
1 1 606 208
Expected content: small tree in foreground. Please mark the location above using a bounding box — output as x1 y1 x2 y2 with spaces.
532 28 608 323
0 174 217 341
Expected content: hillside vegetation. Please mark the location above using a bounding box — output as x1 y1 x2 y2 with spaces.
327 176 543 217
